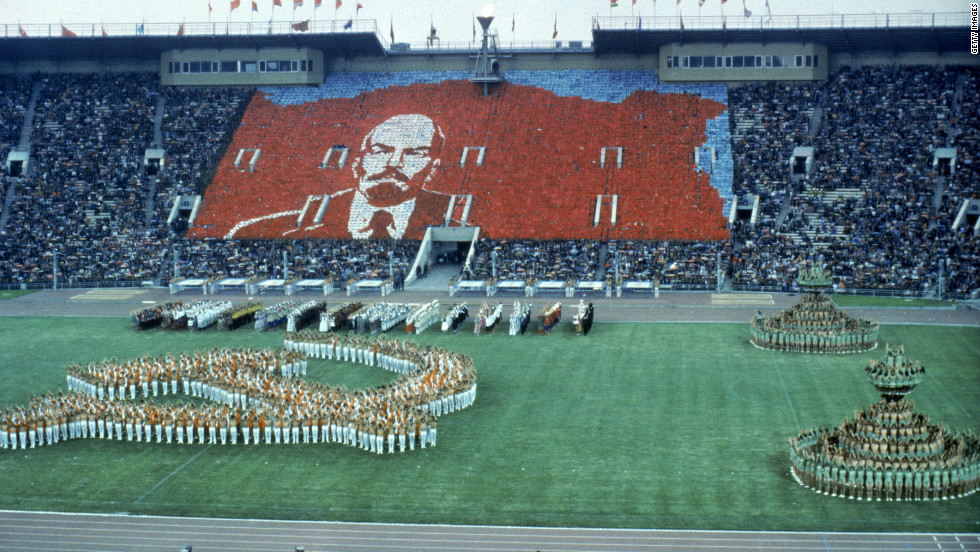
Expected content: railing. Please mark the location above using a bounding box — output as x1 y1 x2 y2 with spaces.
388 39 593 54
730 284 973 302
0 280 157 291
4 19 383 41
593 12 970 32
0 279 974 302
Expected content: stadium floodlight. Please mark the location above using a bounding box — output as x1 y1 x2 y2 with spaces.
470 3 504 94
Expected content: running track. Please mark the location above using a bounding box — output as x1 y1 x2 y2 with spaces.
0 288 977 551
1 510 978 552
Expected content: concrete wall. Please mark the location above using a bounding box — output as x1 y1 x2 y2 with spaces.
161 47 323 86
658 42 828 82
829 50 979 71
2 41 976 80
324 51 661 73
0 59 158 74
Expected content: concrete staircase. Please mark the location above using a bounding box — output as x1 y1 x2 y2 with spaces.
144 90 166 228
407 263 460 292
0 79 40 231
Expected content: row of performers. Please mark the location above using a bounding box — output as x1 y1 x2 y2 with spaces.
439 302 532 335
790 435 980 501
749 320 877 353
316 302 409 334
133 300 264 332
437 301 592 336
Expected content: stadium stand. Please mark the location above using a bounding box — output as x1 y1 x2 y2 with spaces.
0 66 976 297
0 73 160 284
171 238 415 286
466 239 601 282
189 71 732 242
0 75 32 173
730 66 980 293
156 85 253 231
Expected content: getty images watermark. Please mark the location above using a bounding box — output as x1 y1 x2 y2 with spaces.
973 3 979 54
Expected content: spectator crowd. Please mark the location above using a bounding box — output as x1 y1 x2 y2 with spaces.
0 67 977 296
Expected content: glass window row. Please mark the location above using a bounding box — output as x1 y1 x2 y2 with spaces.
666 54 818 69
168 59 315 74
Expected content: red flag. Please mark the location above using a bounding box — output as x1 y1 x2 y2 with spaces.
209 1 213 13
177 23 185 36
102 25 108 37
292 19 310 31
18 24 28 37
61 25 77 37
231 0 241 10
294 0 303 9
252 0 259 11
356 2 363 11
273 0 283 5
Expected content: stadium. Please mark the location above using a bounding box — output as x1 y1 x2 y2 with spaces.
0 7 978 552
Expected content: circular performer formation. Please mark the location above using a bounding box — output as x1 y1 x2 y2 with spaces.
789 345 980 501
750 266 878 353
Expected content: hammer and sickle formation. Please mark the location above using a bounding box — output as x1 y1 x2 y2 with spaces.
0 333 477 454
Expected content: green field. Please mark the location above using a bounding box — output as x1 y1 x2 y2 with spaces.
828 295 952 308
0 316 977 532
0 290 37 301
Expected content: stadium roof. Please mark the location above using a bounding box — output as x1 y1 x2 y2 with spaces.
0 20 387 63
591 12 970 55
0 12 971 64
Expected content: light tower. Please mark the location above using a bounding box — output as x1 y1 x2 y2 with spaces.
470 4 504 95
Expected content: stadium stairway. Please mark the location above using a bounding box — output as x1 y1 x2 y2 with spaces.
808 86 830 141
0 80 39 231
929 176 946 231
407 262 460 292
0 180 17 231
15 80 40 152
775 193 794 228
596 241 609 277
143 90 166 228
151 87 164 148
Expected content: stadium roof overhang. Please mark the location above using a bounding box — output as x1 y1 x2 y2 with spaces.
591 13 970 56
0 31 387 64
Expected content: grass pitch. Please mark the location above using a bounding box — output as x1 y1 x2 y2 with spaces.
0 290 36 301
828 294 952 308
0 316 977 532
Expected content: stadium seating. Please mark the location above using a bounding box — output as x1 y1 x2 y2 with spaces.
0 67 976 295
190 71 732 242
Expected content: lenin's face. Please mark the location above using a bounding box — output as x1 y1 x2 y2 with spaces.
353 114 443 208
